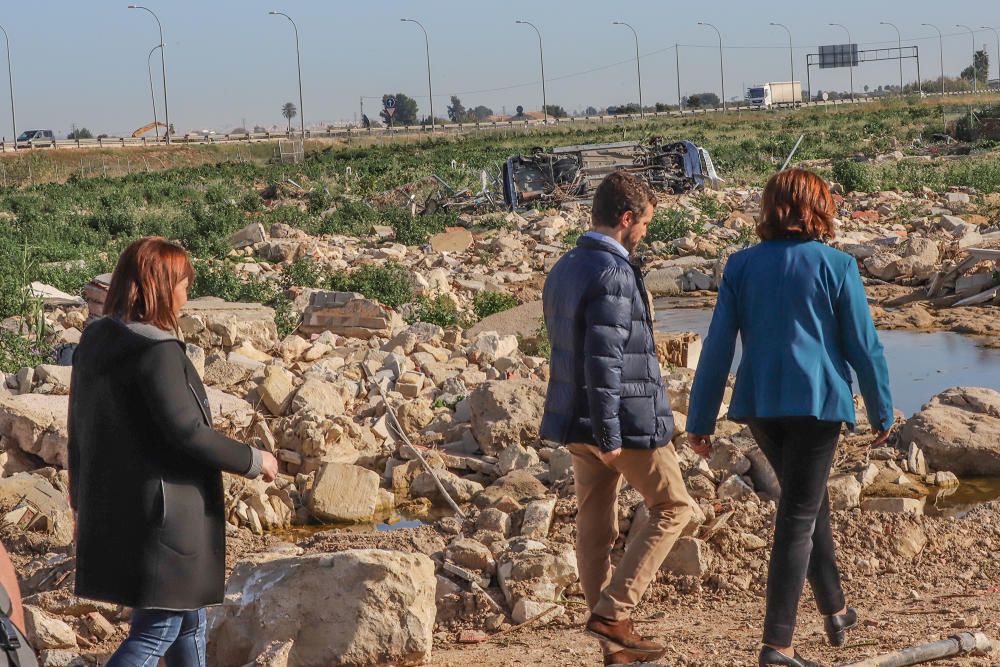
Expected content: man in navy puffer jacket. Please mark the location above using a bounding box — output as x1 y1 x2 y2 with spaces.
542 172 694 666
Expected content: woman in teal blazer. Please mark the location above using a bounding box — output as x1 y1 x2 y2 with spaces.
686 169 894 667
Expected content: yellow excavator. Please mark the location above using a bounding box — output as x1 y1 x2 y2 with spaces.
131 121 167 138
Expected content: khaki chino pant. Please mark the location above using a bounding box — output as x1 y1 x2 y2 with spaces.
569 442 694 622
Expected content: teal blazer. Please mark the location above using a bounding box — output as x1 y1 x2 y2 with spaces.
687 239 894 435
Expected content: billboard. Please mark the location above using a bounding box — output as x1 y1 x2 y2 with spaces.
818 43 858 69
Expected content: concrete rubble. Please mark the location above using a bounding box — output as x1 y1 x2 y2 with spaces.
3 177 999 664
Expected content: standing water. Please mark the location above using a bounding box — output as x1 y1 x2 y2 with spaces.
653 302 1000 417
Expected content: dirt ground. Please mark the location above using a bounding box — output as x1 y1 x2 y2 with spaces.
428 503 1000 667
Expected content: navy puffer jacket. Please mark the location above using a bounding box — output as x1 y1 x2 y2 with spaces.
540 234 674 452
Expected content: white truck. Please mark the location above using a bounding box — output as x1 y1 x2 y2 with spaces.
746 81 801 108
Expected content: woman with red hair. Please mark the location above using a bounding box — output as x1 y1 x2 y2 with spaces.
68 237 277 666
686 169 894 667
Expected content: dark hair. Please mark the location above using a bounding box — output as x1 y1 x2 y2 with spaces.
105 237 195 331
591 171 657 228
757 168 837 241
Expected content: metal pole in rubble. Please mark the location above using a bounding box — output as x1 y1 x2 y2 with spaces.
147 44 162 140
270 11 305 138
836 631 993 667
698 22 726 112
128 6 170 144
955 25 977 92
0 24 15 149
613 21 643 118
981 26 1000 90
829 23 855 101
516 20 548 124
770 23 795 105
922 24 945 95
880 21 904 94
401 19 435 130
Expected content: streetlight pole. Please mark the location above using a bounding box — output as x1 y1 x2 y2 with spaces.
401 19 434 130
269 11 305 138
880 21 904 94
0 24 15 148
698 22 726 112
769 22 795 104
956 25 977 92
922 23 945 95
981 26 1000 90
613 21 643 118
828 23 854 101
147 44 162 140
128 6 170 143
516 21 547 123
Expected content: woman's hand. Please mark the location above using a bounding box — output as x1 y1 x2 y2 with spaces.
260 451 279 483
872 427 893 446
687 433 713 458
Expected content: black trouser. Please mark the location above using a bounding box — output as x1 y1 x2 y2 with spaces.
748 417 846 647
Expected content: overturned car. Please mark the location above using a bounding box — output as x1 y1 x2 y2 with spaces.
502 137 721 209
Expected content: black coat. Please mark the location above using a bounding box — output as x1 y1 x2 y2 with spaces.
540 234 675 451
68 317 256 610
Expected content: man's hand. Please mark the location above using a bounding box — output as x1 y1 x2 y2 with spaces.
598 447 623 466
687 433 713 458
872 427 893 446
260 451 279 483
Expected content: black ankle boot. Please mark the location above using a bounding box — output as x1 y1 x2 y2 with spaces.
824 607 857 647
758 646 823 667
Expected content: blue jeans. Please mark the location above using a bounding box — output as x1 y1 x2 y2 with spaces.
106 608 206 667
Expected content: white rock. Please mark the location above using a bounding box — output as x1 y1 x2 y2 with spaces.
208 550 436 666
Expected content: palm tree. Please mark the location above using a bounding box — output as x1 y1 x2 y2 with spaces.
281 102 297 133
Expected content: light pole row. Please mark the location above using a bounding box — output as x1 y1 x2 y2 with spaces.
4 14 999 145
128 5 170 144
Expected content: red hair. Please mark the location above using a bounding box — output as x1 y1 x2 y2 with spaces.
104 237 195 331
757 168 837 242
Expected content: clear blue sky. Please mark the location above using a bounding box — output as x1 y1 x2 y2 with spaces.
1 0 997 137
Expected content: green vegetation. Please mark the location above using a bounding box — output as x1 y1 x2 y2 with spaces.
647 208 704 245
473 291 519 320
0 95 996 372
408 294 465 328
327 263 413 309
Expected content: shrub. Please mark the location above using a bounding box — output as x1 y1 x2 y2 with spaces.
0 329 51 373
191 260 280 304
646 208 703 244
327 262 413 309
473 291 519 320
281 257 326 289
832 159 880 193
408 294 465 328
693 192 730 221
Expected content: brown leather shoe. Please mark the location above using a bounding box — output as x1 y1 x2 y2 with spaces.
586 614 665 655
604 646 667 665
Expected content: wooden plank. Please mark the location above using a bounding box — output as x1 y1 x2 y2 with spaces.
953 287 1000 307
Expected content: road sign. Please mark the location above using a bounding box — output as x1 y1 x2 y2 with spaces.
384 97 397 118
819 43 858 69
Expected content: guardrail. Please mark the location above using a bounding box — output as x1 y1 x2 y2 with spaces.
1 90 995 153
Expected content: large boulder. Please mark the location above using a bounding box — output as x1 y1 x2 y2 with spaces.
900 387 1000 475
0 394 68 468
468 380 547 455
179 298 278 351
209 550 436 667
465 301 544 341
309 462 380 523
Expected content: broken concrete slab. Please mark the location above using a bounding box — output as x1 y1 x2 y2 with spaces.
299 291 403 339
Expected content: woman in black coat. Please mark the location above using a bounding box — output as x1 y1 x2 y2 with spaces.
68 237 277 666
